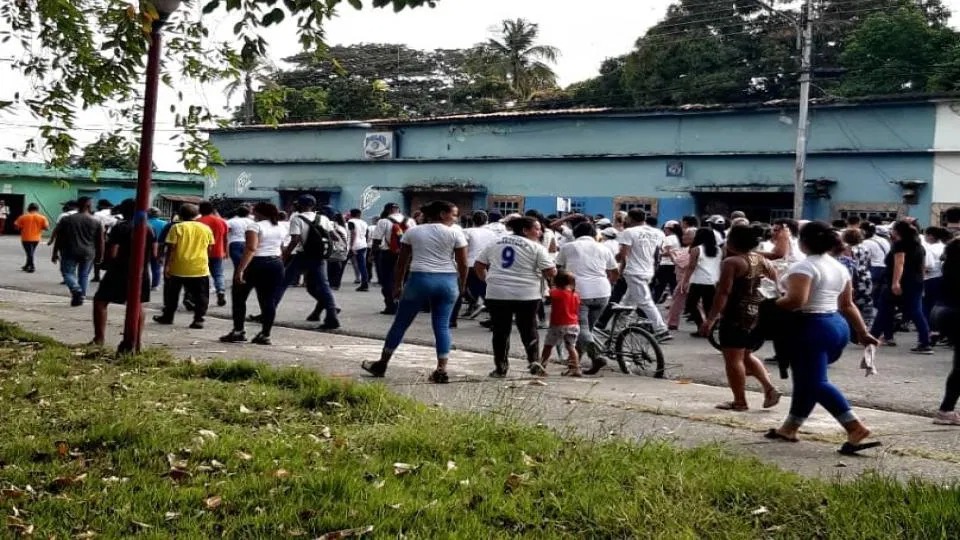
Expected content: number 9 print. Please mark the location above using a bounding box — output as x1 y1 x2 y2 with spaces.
501 246 515 269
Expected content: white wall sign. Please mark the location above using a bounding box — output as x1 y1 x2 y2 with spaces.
235 171 252 196
360 185 381 211
1 184 11 194
556 197 571 213
362 132 395 160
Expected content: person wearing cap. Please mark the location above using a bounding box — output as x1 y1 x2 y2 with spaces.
147 207 168 290
706 215 727 248
272 194 341 330
370 202 416 315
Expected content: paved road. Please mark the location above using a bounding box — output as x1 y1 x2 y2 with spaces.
1 235 953 416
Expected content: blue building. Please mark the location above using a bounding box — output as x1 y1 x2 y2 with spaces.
208 97 960 225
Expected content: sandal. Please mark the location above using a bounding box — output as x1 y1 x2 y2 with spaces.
528 362 546 376
361 360 387 378
561 368 582 378
763 428 799 443
763 389 782 409
428 370 449 384
838 440 882 456
715 402 749 411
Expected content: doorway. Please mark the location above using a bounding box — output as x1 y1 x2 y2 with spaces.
0 194 26 235
404 192 475 220
692 191 793 223
278 190 333 215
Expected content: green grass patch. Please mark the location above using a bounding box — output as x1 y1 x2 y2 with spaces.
0 321 957 538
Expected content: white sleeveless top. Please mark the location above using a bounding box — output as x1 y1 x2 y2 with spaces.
691 248 722 285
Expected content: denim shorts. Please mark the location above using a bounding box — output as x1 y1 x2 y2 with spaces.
544 325 579 347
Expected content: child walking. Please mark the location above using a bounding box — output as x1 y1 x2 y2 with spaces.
539 271 582 377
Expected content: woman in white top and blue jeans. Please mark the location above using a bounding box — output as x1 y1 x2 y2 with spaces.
679 227 721 337
362 201 469 383
767 221 881 454
220 202 287 346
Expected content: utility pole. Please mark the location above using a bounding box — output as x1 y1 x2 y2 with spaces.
792 0 814 220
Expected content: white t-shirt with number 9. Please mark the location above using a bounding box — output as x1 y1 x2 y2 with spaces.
477 235 555 301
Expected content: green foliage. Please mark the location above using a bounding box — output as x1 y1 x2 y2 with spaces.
839 5 960 96
571 0 954 108
1 322 960 537
0 0 438 174
70 134 140 176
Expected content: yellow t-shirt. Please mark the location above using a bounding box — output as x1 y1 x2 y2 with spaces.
166 221 214 277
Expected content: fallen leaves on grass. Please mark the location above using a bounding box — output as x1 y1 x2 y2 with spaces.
751 506 769 516
236 451 253 461
0 488 26 500
504 472 529 493
197 429 218 440
315 525 374 539
239 405 252 414
272 469 291 479
204 495 222 510
6 515 34 535
393 463 419 477
55 440 69 458
48 473 86 492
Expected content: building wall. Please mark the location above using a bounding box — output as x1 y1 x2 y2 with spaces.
933 103 960 225
210 101 941 223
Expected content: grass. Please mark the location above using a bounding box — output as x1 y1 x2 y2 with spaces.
0 321 957 538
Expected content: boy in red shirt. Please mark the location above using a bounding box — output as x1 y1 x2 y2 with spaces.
539 271 582 377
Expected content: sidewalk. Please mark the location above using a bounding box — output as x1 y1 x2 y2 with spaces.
2 286 959 483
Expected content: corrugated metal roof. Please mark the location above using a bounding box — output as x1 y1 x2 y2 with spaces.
208 93 960 134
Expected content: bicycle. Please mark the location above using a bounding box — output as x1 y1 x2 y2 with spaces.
592 304 665 378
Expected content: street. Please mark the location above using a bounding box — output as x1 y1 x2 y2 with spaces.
0 235 953 417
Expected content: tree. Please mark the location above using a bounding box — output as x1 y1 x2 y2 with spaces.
474 19 560 101
0 0 438 174
839 5 960 95
71 134 139 175
225 55 279 125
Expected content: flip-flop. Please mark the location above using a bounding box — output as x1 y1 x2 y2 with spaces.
764 429 799 443
838 441 882 456
715 402 749 411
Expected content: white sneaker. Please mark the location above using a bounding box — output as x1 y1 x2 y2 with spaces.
933 411 960 426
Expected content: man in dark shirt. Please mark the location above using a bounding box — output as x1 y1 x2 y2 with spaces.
92 199 156 347
51 196 104 306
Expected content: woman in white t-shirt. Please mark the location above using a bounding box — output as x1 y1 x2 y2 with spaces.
362 201 468 384
653 220 683 304
220 202 287 346
679 227 722 336
226 206 255 268
555 221 619 374
475 216 557 377
766 221 881 454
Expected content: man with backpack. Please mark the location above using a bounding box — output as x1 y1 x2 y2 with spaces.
371 202 416 315
273 194 341 330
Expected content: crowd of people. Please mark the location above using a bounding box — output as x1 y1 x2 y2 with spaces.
12 193 960 448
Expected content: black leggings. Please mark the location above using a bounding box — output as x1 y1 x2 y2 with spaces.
685 283 716 327
232 257 285 336
652 264 677 303
486 299 541 373
934 306 960 411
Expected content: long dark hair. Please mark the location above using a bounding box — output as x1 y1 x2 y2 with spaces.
799 221 842 255
692 227 719 257
508 216 538 237
253 202 280 225
893 220 920 245
422 200 456 223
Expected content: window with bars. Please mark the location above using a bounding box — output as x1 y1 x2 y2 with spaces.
487 195 524 216
770 209 794 220
569 198 586 214
613 196 658 218
838 209 900 222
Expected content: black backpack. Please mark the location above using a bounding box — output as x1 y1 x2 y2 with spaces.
297 214 333 259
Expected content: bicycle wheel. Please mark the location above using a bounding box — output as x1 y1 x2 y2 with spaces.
615 326 665 378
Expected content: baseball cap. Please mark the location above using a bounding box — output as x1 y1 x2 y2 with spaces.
707 215 726 226
296 194 317 207
596 218 612 227
601 228 618 238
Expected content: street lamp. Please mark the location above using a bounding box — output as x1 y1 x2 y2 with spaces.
118 0 182 354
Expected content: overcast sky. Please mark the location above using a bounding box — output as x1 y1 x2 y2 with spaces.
2 0 959 171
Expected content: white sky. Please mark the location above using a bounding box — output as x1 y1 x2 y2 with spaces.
1 0 959 171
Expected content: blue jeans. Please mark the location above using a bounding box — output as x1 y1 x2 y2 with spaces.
60 256 93 296
150 252 162 289
787 312 856 426
353 249 369 286
578 296 609 360
871 283 930 347
385 272 459 358
229 242 245 268
276 254 339 325
209 257 226 293
923 277 943 325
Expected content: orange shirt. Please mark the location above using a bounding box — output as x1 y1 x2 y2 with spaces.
14 212 49 242
549 288 580 326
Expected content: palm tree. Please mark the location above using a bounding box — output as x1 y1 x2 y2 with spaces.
225 55 279 125
479 18 560 101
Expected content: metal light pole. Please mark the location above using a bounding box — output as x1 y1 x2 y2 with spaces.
119 0 182 354
792 0 814 220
